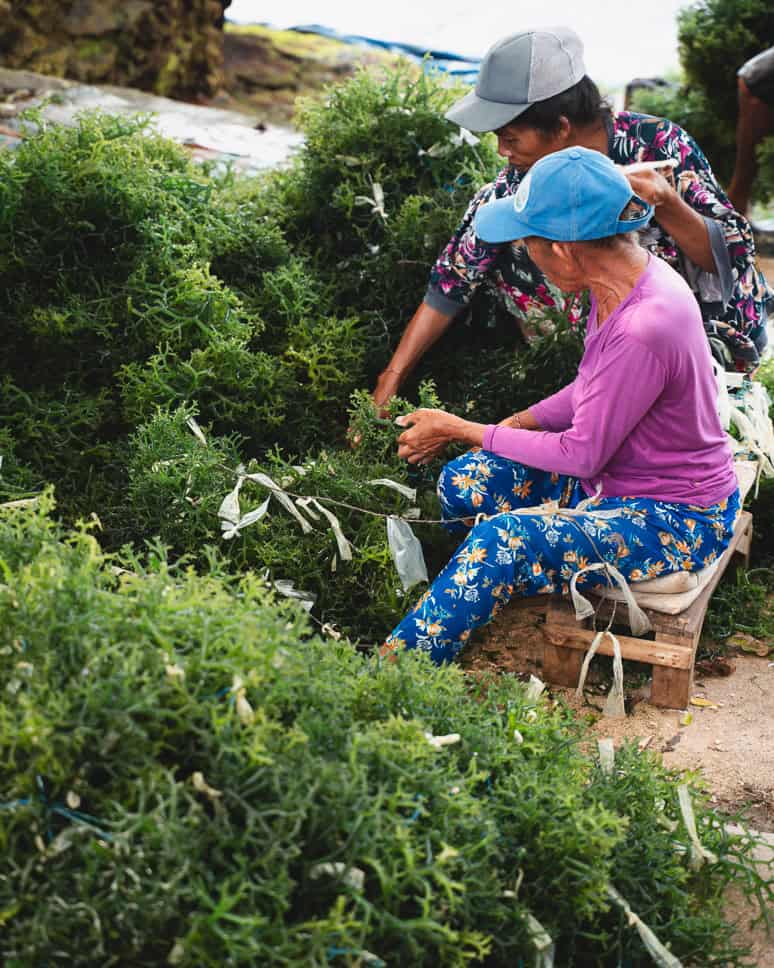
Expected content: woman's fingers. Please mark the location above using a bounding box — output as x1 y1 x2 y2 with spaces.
624 169 671 206
395 409 426 429
396 409 454 463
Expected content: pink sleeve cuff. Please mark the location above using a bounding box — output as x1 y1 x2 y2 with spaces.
482 424 499 451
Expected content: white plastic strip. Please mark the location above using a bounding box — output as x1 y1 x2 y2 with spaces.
570 562 652 636
678 784 718 870
424 731 461 749
244 472 313 534
387 516 429 590
310 499 353 561
598 738 615 775
525 913 555 968
368 478 417 501
575 630 626 718
273 579 316 612
185 416 207 446
218 476 244 534
525 675 546 702
295 496 321 521
231 497 271 536
606 885 684 968
309 862 366 891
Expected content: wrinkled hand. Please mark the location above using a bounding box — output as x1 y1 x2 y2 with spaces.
624 168 675 208
396 408 463 464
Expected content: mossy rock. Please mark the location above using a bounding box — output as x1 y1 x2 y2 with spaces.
0 0 228 99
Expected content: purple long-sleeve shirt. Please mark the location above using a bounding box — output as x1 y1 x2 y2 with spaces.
482 257 737 506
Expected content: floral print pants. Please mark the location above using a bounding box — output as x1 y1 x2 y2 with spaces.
382 450 740 664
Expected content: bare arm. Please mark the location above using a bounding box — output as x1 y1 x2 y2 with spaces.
498 409 543 431
654 192 715 273
373 301 454 407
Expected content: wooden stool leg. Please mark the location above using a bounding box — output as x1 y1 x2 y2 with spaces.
542 642 584 689
651 664 692 709
732 514 753 570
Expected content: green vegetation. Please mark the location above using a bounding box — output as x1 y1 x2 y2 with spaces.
0 68 581 640
0 63 771 965
630 0 774 197
0 496 770 966
705 361 774 647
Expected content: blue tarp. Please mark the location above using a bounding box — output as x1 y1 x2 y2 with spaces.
288 24 481 82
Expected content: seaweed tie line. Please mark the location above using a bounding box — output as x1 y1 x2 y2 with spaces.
0 774 114 843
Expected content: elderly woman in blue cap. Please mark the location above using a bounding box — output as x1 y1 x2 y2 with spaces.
372 26 770 415
381 146 739 663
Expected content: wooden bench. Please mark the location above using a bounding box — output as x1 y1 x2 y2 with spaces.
541 510 753 709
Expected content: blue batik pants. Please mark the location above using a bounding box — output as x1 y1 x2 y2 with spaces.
382 450 740 664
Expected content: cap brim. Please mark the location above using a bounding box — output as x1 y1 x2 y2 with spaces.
444 89 530 132
614 195 654 234
474 195 532 244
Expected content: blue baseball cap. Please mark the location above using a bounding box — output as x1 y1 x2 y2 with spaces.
474 146 653 243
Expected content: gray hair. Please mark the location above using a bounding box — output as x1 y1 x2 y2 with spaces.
578 199 646 250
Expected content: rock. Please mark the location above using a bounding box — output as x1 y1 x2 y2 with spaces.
220 25 397 125
0 0 232 99
62 0 129 36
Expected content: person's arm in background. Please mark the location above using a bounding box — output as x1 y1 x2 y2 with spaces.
728 48 774 215
373 173 508 407
373 302 455 407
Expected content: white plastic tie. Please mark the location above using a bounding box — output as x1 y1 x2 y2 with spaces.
243 472 314 534
185 416 207 446
525 913 555 968
310 499 353 561
525 674 546 702
273 579 316 612
387 516 429 591
570 562 652 636
217 476 244 534
368 478 417 501
598 738 615 775
607 885 684 967
309 862 365 891
575 630 626 718
678 784 718 870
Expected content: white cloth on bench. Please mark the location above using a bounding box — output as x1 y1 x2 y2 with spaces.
598 460 756 615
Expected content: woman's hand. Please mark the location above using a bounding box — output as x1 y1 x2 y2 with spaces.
624 168 675 208
396 409 484 464
625 166 715 273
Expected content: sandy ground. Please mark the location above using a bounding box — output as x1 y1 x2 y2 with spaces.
564 655 774 967
568 656 774 828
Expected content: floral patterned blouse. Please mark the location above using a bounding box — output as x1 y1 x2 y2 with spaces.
426 111 772 370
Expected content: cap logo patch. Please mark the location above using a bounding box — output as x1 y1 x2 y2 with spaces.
513 171 532 213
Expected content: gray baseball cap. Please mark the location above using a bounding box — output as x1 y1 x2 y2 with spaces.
445 27 586 132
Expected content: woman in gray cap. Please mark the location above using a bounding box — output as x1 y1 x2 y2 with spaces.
372 26 770 421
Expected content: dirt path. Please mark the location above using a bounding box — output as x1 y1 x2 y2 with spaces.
561 655 774 828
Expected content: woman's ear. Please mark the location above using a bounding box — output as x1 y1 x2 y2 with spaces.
550 241 574 265
557 116 572 143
